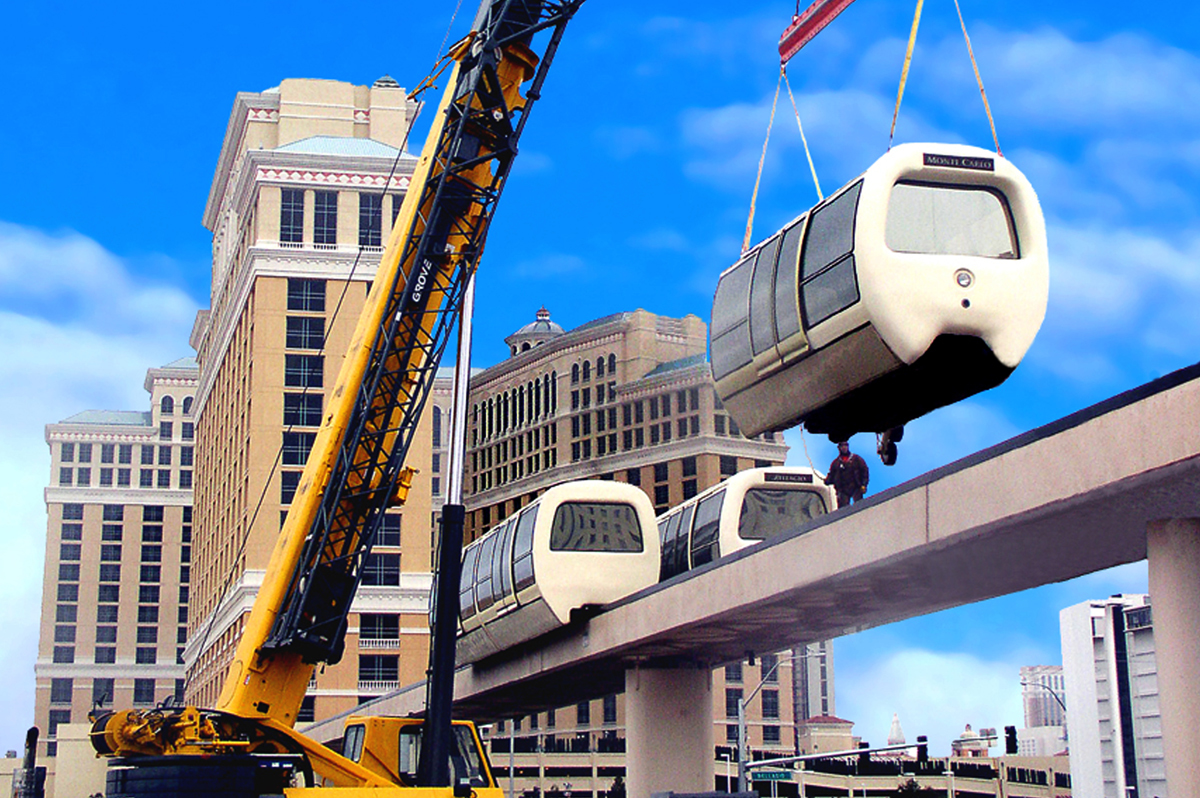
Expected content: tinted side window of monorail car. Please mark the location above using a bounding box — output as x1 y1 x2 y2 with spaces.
497 518 516 598
659 513 682 581
750 236 782 356
476 532 499 610
513 506 539 591
711 257 754 379
738 488 829 541
550 502 644 552
690 490 726 567
885 182 1018 258
459 544 481 620
774 217 807 342
800 182 863 327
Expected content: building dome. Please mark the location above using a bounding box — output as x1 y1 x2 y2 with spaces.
504 307 564 357
373 75 401 89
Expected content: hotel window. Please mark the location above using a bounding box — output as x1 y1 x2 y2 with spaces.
61 523 82 540
55 605 77 623
286 317 325 350
283 432 317 466
358 655 399 683
100 468 113 487
280 188 304 243
180 447 193 467
138 606 158 623
59 468 72 486
281 472 301 504
60 443 75 462
50 679 73 705
160 396 174 415
314 191 338 245
158 446 172 466
157 470 171 488
378 514 402 547
57 584 78 602
288 278 326 312
361 553 401 586
98 584 120 602
54 626 75 643
94 647 115 664
93 678 114 706
285 354 324 388
118 444 132 464
78 443 92 462
284 394 323 427
763 725 781 744
135 648 157 664
118 469 131 487
181 422 194 441
725 688 742 719
96 626 117 643
101 444 115 463
53 647 75 664
133 679 156 705
359 193 382 247
139 470 153 488
60 543 81 561
140 585 159 603
160 421 172 440
141 446 155 465
76 468 90 486
762 689 780 719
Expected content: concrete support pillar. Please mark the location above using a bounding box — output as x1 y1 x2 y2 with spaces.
625 665 714 798
1146 517 1200 798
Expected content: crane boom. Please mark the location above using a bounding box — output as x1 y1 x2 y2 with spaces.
91 0 585 789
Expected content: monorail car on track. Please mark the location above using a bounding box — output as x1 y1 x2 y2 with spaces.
712 142 1049 445
658 467 833 580
457 481 659 664
456 468 833 664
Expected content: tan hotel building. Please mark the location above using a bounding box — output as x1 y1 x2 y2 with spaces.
185 77 439 721
458 309 839 797
34 359 198 760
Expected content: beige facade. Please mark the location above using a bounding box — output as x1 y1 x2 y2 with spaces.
187 78 437 723
35 359 198 760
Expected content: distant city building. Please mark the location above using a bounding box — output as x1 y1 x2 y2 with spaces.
793 639 836 723
1060 594 1165 798
34 359 198 759
952 725 993 758
888 713 906 746
1019 665 1067 757
186 77 438 724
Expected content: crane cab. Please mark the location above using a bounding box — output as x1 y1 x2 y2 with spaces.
712 142 1048 443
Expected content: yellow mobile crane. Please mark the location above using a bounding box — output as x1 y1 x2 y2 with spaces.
89 0 584 793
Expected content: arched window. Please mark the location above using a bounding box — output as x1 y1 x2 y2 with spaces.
571 364 580 384
522 342 531 352
160 396 174 415
582 361 591 381
608 354 617 375
182 396 194 415
596 357 605 378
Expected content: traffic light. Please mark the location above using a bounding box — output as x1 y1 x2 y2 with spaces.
1004 726 1018 755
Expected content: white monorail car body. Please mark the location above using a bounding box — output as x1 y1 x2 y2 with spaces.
712 143 1049 441
457 481 659 664
658 467 834 581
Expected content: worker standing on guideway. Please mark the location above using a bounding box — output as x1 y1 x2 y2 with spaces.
825 440 869 508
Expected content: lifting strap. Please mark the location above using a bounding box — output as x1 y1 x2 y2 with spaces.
783 69 824 201
742 69 783 254
953 0 1002 155
888 0 924 147
742 66 826 253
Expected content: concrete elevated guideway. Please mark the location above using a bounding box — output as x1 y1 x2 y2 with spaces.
312 361 1200 796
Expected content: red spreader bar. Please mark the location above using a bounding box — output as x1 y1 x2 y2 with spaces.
779 0 860 64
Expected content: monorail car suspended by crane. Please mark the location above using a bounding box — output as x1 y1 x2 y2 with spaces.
712 142 1048 450
457 468 832 664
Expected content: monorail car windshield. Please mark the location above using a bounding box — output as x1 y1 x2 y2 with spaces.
712 143 1048 447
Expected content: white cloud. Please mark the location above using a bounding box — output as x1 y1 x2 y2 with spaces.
0 221 198 751
837 648 1025 756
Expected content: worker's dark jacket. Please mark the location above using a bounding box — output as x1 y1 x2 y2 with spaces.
825 454 869 507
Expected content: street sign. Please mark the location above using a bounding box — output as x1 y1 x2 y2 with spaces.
750 770 792 782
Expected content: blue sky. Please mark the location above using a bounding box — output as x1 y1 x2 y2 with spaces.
1 0 1198 758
